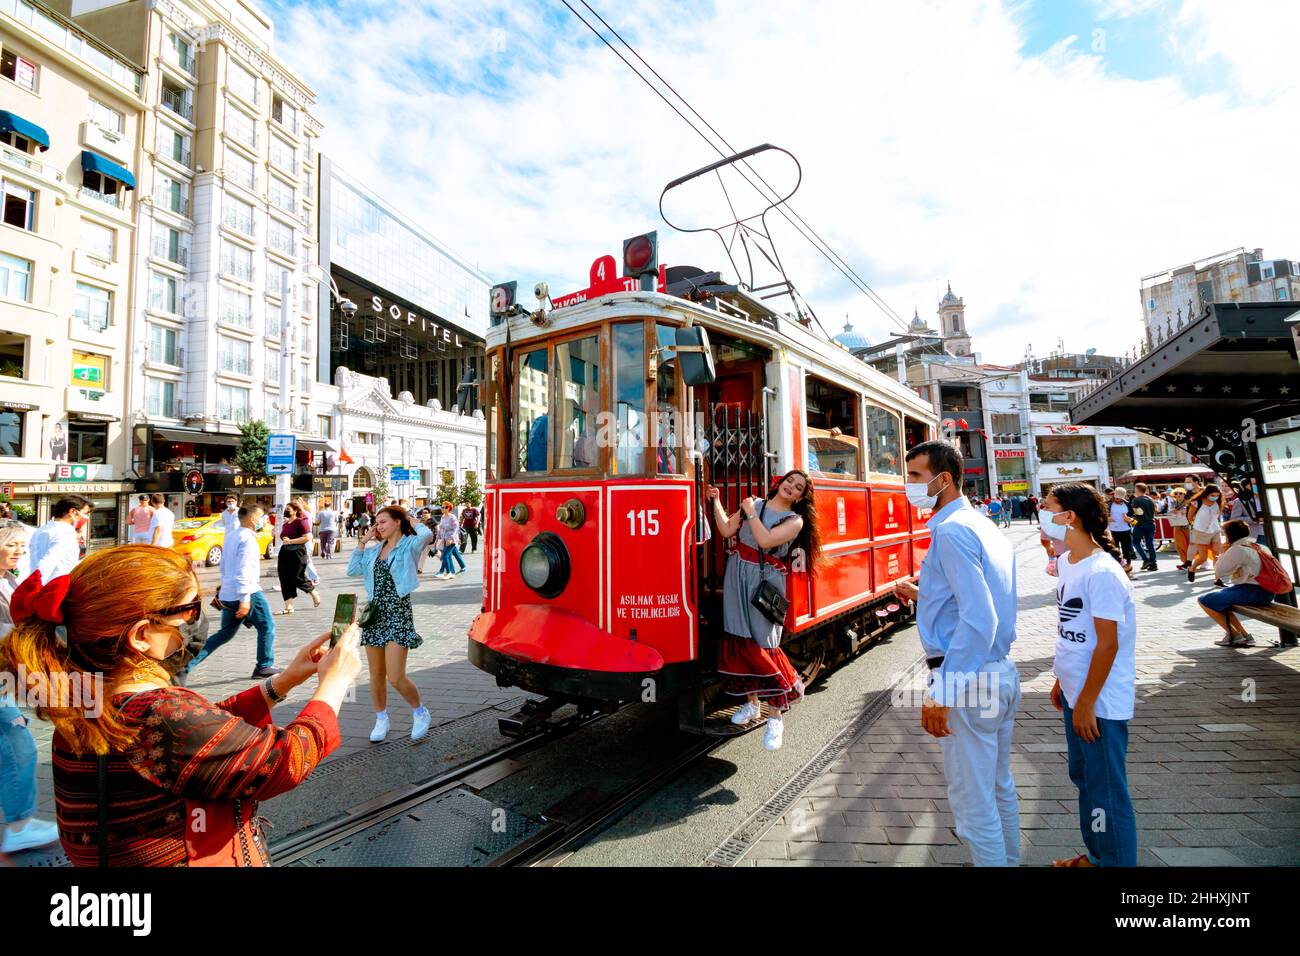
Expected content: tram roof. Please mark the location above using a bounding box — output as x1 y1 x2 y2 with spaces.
488 288 937 422
1070 302 1300 430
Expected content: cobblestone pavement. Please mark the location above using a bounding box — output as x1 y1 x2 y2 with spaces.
744 526 1300 866
20 541 509 822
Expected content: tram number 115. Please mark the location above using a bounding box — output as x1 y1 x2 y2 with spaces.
627 509 660 536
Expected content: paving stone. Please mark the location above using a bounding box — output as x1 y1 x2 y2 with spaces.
884 826 960 845
1150 846 1247 867
816 825 889 845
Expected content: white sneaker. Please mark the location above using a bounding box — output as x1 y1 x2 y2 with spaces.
763 716 784 751
1 817 59 853
730 701 760 725
411 707 431 740
369 713 390 742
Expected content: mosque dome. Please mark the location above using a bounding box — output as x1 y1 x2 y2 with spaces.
833 319 872 351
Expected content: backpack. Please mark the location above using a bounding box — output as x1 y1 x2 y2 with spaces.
1247 543 1295 595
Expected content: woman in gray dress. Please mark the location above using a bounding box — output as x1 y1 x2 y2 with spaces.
707 469 820 751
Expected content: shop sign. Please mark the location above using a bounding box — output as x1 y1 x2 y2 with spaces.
1056 466 1087 475
994 449 1025 459
74 412 118 423
54 464 90 481
1259 431 1300 483
2 402 37 412
184 469 205 494
963 466 985 475
367 294 478 347
26 482 133 494
0 482 13 499
999 481 1029 492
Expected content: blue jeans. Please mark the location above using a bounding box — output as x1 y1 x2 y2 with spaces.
1062 702 1137 866
0 703 38 823
190 592 276 671
1132 524 1157 566
439 543 466 574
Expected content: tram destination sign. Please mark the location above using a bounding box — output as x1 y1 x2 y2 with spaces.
549 256 668 311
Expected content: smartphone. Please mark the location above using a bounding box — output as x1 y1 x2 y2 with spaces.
330 593 357 647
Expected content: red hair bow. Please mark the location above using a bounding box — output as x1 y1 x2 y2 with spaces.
9 571 73 625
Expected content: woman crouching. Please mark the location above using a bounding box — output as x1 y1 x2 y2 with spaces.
707 469 820 751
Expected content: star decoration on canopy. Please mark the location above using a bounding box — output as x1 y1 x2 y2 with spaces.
1166 385 1177 393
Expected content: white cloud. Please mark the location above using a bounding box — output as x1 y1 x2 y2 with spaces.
271 0 1297 366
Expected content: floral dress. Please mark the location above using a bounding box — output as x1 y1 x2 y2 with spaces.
360 553 422 650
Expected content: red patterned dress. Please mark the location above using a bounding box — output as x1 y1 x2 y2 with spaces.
53 685 338 866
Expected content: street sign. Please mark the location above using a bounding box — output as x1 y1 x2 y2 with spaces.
54 464 89 481
184 469 204 494
267 434 296 475
389 466 412 481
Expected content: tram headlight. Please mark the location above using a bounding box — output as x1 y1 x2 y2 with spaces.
519 532 570 599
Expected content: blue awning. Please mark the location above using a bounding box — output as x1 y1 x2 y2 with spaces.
80 150 135 190
0 111 50 151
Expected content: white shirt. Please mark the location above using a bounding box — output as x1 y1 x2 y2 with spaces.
1107 501 1131 533
318 509 337 532
150 507 176 547
219 506 239 537
1191 500 1221 534
23 520 80 583
218 526 262 602
1054 549 1137 721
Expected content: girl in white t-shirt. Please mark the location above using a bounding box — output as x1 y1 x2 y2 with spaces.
1038 481 1138 868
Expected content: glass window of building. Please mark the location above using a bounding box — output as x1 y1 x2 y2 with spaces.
224 103 257 149
224 149 255 191
265 346 280 383
74 283 111 334
269 176 295 215
317 415 331 438
1036 434 1095 463
271 93 296 132
265 259 290 298
146 377 177 417
3 180 35 231
219 335 250 375
227 60 258 105
554 335 600 470
1 50 38 92
264 302 281 339
149 323 179 366
158 126 190 167
86 97 123 132
0 253 32 301
155 174 186 215
71 350 109 392
80 170 121 207
68 421 107 463
270 135 295 173
515 348 549 473
217 384 250 423
654 324 681 474
0 332 25 378
300 284 313 316
149 272 178 314
222 195 254 235
0 409 22 455
79 219 114 259
219 286 253 327
152 226 187 266
806 376 861 479
613 322 646 476
268 217 293 256
170 32 195 74
864 403 902 476
220 240 253 282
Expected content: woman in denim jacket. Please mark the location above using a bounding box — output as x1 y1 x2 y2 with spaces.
347 506 434 743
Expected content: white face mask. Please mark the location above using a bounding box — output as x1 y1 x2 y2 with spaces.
1039 510 1070 541
905 474 944 509
1184 483 1195 491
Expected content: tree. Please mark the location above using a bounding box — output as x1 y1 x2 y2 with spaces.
372 466 389 503
434 468 458 507
236 420 270 475
458 471 483 507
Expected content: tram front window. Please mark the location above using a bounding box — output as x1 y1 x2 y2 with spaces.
516 348 550 473
613 323 646 475
556 335 601 470
654 324 680 474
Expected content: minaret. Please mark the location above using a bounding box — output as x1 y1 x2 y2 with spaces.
937 281 973 357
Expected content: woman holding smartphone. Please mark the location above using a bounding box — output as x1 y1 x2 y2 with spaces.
1039 482 1138 867
347 505 434 742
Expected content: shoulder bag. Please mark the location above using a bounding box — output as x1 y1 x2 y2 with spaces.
750 502 790 629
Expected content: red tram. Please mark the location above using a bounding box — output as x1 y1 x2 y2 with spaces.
468 242 938 736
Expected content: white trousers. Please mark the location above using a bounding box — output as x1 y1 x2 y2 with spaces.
938 657 1022 866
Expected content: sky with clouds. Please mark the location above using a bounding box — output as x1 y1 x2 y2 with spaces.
264 0 1296 365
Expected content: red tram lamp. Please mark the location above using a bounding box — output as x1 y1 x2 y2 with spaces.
622 231 658 291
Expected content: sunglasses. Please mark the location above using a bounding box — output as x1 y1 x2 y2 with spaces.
148 599 204 624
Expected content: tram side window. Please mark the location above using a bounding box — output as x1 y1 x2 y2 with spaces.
654 323 681 474
805 375 860 479
487 352 500 480
613 323 646 475
516 348 550 473
555 335 601 470
865 404 903 476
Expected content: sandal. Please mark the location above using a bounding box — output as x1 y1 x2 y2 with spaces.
1051 853 1095 868
275 607 295 616
310 592 322 608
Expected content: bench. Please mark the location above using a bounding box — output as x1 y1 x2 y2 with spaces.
1230 601 1300 646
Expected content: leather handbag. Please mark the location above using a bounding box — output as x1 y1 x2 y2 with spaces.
750 502 790 628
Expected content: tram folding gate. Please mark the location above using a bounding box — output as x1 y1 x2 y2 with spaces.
698 402 770 593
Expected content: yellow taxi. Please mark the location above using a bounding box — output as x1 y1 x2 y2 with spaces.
171 514 273 567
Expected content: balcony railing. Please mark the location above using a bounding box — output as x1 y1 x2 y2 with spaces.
74 311 111 334
151 238 188 266
219 355 251 375
222 212 254 236
161 89 193 121
173 50 196 76
219 404 250 424
148 399 183 418
151 346 184 368
268 233 294 256
219 309 254 329
79 186 122 209
1 144 44 175
220 258 253 282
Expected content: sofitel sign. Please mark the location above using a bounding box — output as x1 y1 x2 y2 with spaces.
368 295 473 348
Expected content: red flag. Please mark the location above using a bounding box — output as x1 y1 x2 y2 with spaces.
339 447 355 465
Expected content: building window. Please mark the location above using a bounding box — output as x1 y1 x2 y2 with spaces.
317 415 331 438
68 421 107 463
298 362 310 391
805 375 861 479
149 323 180 366
0 331 25 378
160 79 192 121
158 126 190 167
222 195 254 236
268 217 293 255
149 272 179 314
220 240 253 283
155 175 186 216
227 61 258 105
80 170 122 207
79 218 115 259
864 403 902 476
219 286 253 328
0 252 32 301
170 32 195 74
71 350 109 392
271 94 296 132
1 50 38 92
265 347 280 383
300 284 313 317
74 283 111 334
265 260 289 296
224 149 255 191
1036 434 1095 464
270 136 295 172
225 103 257 149
152 226 187 266
86 98 124 133
219 335 251 375
0 130 33 154
2 180 36 230
145 377 177 417
217 384 250 423
294 403 308 431
0 409 23 455
269 176 295 216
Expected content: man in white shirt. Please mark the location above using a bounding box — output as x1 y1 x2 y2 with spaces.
22 495 91 583
218 493 240 537
183 505 281 681
148 493 175 548
317 503 337 560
